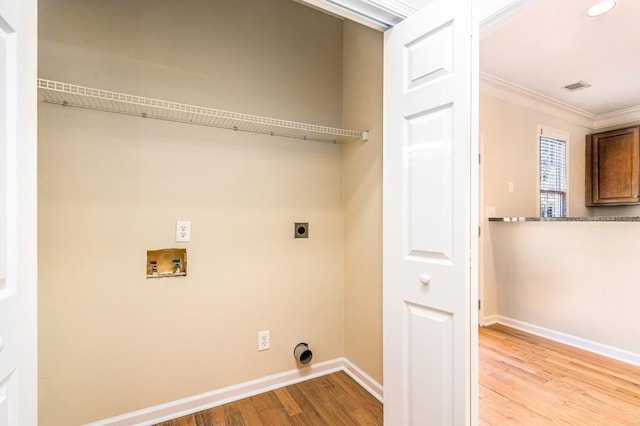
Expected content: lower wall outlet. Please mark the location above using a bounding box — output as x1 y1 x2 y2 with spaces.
258 330 270 351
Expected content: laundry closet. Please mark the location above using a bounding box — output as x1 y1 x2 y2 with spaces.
37 0 383 424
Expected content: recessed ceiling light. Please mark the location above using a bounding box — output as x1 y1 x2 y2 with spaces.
587 0 616 17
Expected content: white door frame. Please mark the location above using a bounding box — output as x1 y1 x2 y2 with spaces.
0 0 38 425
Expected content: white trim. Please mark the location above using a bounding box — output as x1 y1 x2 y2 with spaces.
480 73 595 129
84 358 382 426
365 0 417 18
480 73 640 131
538 124 569 142
478 135 485 328
293 0 415 30
479 0 537 38
342 358 384 402
299 0 553 32
593 105 640 130
537 124 570 217
482 314 499 326
490 316 640 368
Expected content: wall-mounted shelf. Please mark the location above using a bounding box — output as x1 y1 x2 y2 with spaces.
37 78 369 144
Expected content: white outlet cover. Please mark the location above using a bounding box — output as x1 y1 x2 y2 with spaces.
176 220 191 242
258 330 270 351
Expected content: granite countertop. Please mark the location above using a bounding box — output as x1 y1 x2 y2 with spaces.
489 216 640 222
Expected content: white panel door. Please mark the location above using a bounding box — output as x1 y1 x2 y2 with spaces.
0 0 38 425
383 0 474 424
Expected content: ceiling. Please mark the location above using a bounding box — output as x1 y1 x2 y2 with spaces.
480 0 640 116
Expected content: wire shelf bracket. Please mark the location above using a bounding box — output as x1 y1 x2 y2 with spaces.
37 78 369 144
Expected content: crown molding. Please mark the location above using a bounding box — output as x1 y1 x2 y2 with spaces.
364 0 417 18
294 0 417 30
480 72 596 129
480 73 640 131
479 0 537 36
593 106 640 130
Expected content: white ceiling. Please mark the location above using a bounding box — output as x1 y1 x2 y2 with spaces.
480 0 640 116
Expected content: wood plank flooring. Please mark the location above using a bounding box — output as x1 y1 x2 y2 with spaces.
155 371 383 425
157 324 640 425
480 324 640 425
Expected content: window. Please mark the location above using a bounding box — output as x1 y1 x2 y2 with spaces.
539 128 567 218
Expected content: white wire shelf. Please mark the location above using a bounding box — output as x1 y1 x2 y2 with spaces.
37 79 369 144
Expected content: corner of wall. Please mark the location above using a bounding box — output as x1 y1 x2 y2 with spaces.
341 19 384 384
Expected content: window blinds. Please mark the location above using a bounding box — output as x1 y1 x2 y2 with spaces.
540 136 567 217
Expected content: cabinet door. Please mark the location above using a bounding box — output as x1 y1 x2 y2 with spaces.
586 126 640 205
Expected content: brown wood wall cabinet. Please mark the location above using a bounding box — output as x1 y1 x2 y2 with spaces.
585 126 640 206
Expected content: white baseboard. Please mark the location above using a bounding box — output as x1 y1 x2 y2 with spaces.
85 358 382 426
491 315 640 368
342 358 384 402
482 314 499 326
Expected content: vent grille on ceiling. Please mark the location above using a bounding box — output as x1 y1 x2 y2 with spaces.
562 81 592 92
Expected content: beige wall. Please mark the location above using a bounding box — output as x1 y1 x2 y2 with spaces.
480 93 591 220
481 92 640 358
490 221 640 355
342 21 384 384
480 92 591 317
38 1 349 424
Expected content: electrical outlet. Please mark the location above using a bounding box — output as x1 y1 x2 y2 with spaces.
258 330 270 351
294 222 309 239
176 221 191 242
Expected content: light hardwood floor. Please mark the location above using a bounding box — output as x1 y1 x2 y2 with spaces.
157 325 640 425
480 324 640 424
